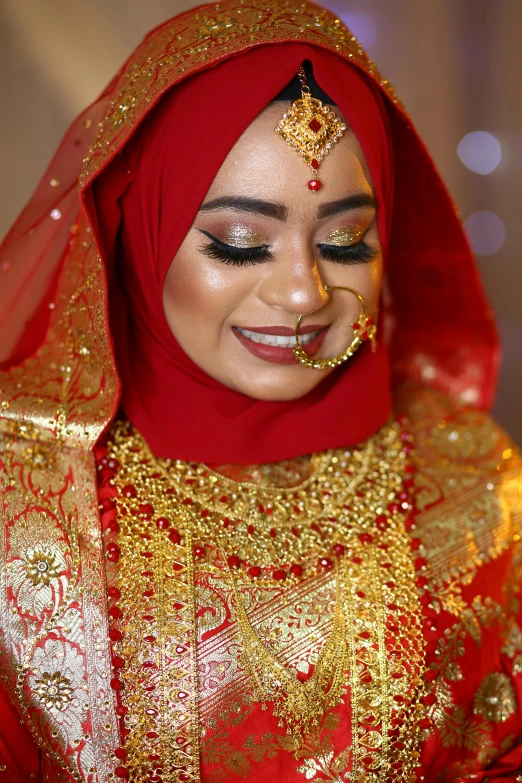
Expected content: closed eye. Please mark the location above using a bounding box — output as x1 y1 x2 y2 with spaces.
317 241 378 265
198 230 272 266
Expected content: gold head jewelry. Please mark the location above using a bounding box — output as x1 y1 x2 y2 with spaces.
294 285 377 370
275 66 347 192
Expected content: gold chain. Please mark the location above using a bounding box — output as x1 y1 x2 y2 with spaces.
104 418 428 778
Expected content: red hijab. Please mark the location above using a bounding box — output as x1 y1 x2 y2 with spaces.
94 44 393 463
0 5 498 462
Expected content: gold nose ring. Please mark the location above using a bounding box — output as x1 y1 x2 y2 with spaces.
294 285 377 370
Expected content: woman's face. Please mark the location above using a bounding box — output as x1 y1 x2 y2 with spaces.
163 103 383 401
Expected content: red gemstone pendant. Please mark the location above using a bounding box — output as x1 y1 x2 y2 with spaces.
308 179 322 192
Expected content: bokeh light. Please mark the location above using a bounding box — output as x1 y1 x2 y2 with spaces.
464 212 506 256
457 131 502 175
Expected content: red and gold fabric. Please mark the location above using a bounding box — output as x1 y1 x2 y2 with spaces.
0 1 520 781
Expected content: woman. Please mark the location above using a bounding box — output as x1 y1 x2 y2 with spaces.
0 1 521 781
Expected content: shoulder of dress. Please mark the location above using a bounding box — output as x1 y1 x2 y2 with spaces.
394 384 521 585
395 382 518 471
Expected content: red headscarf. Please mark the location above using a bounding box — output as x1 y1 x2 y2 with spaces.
94 44 393 463
0 4 499 462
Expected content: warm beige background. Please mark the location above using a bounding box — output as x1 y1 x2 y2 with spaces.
1 0 520 442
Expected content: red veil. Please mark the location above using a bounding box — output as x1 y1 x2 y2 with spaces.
0 0 498 463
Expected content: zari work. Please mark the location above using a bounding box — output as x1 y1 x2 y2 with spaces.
1 388 522 781
102 417 428 782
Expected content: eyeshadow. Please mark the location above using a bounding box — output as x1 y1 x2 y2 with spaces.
222 225 266 248
323 226 364 246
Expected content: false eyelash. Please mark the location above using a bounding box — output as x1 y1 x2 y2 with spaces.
198 230 378 267
198 231 272 266
317 242 378 265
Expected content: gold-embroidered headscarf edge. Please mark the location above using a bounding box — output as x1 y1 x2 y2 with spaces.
79 0 403 190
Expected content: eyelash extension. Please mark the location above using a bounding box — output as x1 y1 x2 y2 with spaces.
317 242 378 265
198 231 378 267
198 231 272 266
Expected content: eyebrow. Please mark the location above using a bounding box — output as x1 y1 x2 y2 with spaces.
198 193 376 222
317 193 376 219
199 196 288 221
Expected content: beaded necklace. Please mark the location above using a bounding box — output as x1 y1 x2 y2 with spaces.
96 418 432 782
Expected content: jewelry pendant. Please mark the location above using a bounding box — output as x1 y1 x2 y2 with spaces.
275 66 346 191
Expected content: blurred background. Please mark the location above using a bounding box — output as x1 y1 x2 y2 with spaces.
1 0 520 442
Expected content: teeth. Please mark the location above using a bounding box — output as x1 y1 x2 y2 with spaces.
237 327 321 348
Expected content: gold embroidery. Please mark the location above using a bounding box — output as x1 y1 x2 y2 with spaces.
0 217 119 450
80 1 401 190
474 673 517 723
0 434 119 782
397 384 522 588
106 418 428 782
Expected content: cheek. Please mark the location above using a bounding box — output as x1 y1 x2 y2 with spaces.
162 243 251 328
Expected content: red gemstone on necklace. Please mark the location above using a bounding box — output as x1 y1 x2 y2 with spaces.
156 517 170 529
112 656 125 669
311 158 319 170
109 606 122 619
290 564 303 577
359 532 373 544
248 566 261 578
109 629 122 642
108 586 121 600
308 118 322 133
333 543 346 556
115 767 129 779
318 557 332 570
114 748 128 760
227 555 241 569
247 524 255 535
272 568 286 580
110 678 123 691
194 545 206 558
308 179 322 192
168 529 181 545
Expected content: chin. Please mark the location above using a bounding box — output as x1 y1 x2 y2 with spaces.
237 374 330 402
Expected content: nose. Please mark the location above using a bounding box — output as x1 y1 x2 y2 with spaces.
259 252 329 317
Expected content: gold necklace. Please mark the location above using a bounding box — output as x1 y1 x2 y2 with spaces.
100 418 427 779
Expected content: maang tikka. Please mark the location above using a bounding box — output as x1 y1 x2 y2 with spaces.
275 65 347 191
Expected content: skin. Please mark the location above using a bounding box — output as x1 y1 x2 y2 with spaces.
162 102 383 401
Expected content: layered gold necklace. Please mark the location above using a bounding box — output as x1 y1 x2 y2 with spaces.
100 418 427 783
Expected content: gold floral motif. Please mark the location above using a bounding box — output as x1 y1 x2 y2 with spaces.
396 384 522 588
24 546 62 586
473 673 516 723
0 435 119 782
34 671 74 711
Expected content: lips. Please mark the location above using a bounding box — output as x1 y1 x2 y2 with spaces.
233 324 330 365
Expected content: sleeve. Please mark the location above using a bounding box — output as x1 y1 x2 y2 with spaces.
0 687 40 782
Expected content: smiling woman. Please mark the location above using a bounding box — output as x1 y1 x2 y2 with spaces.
0 2 521 783
163 98 382 399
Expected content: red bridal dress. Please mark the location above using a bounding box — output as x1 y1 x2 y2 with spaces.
0 2 521 782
